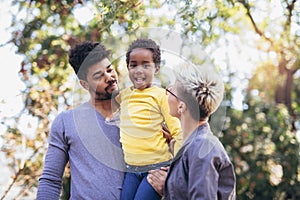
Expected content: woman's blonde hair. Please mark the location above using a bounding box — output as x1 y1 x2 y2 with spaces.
174 63 224 121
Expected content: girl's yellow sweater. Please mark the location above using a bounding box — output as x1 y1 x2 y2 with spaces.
117 86 182 166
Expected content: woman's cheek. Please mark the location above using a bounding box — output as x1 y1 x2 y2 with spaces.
168 96 178 117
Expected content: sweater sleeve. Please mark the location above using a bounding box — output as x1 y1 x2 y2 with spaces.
188 140 236 200
159 92 183 155
188 145 219 200
36 113 69 200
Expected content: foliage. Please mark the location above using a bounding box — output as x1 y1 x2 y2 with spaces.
222 96 300 199
1 0 300 199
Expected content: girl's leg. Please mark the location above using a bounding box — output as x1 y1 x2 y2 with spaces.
120 172 140 200
134 174 161 200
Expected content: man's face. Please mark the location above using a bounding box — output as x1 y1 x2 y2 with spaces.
83 58 118 100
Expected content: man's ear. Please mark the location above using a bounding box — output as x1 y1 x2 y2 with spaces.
79 80 89 90
154 65 160 75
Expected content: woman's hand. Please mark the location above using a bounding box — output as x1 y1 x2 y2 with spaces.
147 167 169 196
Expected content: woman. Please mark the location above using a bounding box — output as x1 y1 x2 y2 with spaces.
149 63 236 199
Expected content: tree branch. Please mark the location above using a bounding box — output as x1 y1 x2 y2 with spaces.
0 39 14 48
239 0 273 45
0 146 43 200
284 0 296 31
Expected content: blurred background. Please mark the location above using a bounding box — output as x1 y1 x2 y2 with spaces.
0 0 300 199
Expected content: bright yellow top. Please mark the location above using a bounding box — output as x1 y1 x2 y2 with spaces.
116 86 182 166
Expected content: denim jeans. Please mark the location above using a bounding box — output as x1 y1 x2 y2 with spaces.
120 172 161 200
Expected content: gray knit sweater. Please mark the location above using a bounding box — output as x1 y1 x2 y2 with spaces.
37 102 125 200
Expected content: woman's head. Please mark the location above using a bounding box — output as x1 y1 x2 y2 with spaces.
172 63 224 121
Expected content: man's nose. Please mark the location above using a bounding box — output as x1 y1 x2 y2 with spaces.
104 72 114 82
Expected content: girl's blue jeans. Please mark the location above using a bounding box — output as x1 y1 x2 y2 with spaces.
120 172 161 200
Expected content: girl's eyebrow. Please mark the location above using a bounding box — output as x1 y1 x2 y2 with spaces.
129 60 152 63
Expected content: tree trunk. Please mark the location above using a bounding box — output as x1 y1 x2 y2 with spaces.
275 58 296 131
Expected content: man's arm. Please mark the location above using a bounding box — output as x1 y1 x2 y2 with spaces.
36 114 69 200
37 146 68 199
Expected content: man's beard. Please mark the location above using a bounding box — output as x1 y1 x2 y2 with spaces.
95 91 113 100
95 80 118 100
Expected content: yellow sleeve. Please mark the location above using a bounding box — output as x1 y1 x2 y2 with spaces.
159 92 183 156
114 90 122 105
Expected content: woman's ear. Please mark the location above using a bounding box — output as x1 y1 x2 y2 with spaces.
79 80 89 90
178 101 187 114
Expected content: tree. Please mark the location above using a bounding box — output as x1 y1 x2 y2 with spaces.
239 0 300 131
174 0 300 198
1 0 300 199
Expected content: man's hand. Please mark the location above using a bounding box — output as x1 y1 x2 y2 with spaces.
162 123 176 156
147 167 169 197
162 123 172 143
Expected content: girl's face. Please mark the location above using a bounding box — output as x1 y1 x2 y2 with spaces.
128 48 159 90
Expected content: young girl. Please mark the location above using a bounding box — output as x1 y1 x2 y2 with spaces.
116 39 182 200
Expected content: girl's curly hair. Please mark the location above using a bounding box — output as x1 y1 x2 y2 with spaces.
126 38 161 68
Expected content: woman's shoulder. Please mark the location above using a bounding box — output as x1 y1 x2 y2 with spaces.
187 128 226 159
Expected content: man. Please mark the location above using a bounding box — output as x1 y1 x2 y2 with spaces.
37 41 163 199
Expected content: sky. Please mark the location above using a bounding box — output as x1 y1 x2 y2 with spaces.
0 0 28 197
0 1 25 119
2 0 298 198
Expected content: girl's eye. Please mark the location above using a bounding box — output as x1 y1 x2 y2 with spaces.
129 64 136 69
